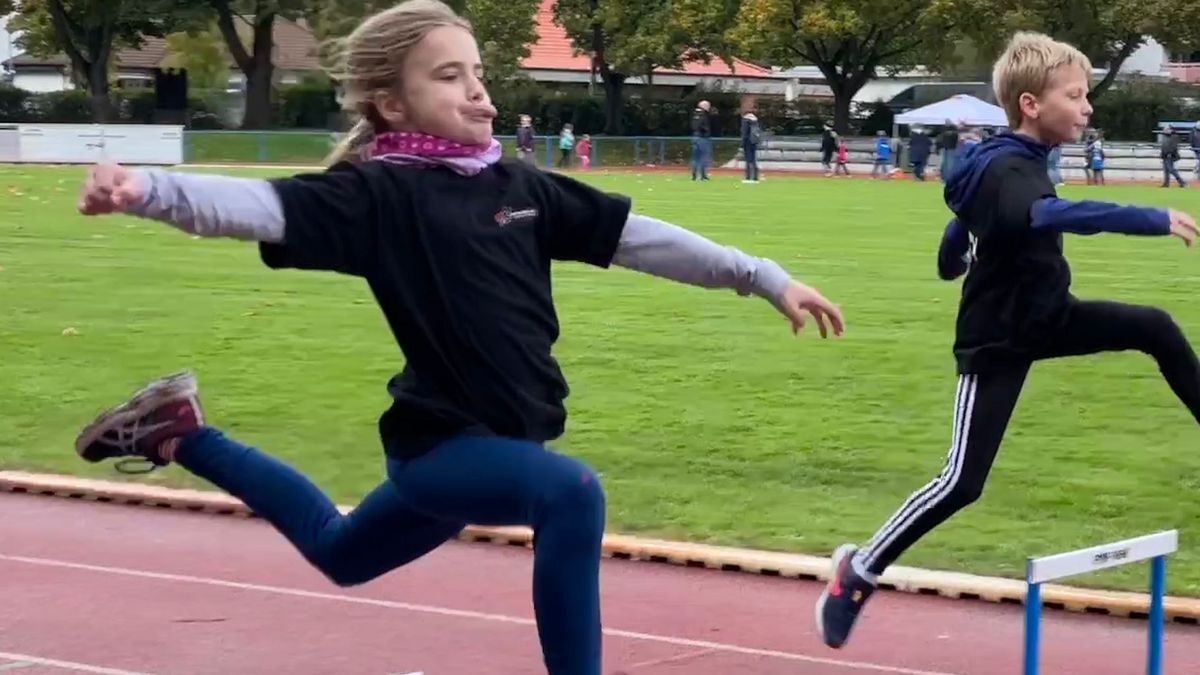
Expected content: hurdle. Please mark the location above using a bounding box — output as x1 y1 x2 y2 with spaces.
1023 529 1178 675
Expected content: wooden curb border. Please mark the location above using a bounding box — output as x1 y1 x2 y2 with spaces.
3 469 1198 625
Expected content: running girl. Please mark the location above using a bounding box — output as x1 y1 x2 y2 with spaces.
73 2 844 674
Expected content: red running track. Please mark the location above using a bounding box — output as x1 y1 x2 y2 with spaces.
1 492 1198 675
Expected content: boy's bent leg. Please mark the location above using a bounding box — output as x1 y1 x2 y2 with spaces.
389 435 605 675
179 429 464 586
75 372 463 588
816 368 1029 649
1037 299 1200 423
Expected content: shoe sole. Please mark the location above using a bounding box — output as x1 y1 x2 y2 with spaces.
814 543 857 648
75 370 199 462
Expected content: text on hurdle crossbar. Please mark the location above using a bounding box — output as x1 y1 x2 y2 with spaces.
1026 530 1179 585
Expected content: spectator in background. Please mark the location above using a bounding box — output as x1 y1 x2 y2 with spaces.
557 123 574 169
691 100 713 181
575 134 591 169
1047 144 1063 186
907 127 932 181
1191 121 1200 179
1083 129 1097 185
741 111 762 183
1161 125 1187 188
820 122 837 176
872 130 893 179
516 114 536 164
937 120 959 182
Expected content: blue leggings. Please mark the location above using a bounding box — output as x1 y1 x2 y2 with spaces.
177 427 606 675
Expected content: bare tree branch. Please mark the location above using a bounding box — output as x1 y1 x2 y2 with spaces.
212 0 253 72
44 0 87 68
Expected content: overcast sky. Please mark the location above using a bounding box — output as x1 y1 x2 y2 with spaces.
0 14 17 65
1 16 15 65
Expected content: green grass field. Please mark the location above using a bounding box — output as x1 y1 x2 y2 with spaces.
3 165 1200 595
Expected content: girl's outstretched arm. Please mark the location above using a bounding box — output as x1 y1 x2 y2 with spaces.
79 164 284 242
612 213 789 298
612 213 845 338
79 162 379 276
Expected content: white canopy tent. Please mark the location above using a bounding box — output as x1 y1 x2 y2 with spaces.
894 94 1007 128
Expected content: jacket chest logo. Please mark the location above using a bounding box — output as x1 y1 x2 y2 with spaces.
494 206 539 227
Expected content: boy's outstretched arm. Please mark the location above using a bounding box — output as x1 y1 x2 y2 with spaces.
611 213 845 338
1030 197 1198 245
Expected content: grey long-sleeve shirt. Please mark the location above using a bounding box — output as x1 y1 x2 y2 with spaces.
126 168 791 302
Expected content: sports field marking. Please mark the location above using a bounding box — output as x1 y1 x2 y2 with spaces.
0 554 958 675
0 652 154 675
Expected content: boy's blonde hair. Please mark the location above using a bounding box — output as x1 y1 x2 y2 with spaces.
992 32 1093 127
324 0 473 165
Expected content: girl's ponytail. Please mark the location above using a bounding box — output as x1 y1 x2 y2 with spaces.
325 116 376 166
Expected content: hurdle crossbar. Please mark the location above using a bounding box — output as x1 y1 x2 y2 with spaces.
1023 529 1177 675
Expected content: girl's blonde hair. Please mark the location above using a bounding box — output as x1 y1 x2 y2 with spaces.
324 0 473 165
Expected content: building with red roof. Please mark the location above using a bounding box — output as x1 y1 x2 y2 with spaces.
2 3 831 109
518 0 830 107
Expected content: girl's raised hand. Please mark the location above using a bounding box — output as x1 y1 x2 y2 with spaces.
78 163 144 215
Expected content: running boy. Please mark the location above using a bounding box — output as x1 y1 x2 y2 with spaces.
817 31 1200 649
72 2 844 674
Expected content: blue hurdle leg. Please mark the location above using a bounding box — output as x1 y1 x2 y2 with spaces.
1148 555 1166 675
1024 582 1042 675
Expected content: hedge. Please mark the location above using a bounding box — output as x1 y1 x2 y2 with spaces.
0 86 223 127
4 77 1198 141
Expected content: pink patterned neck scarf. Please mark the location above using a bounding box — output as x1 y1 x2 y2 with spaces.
368 131 502 176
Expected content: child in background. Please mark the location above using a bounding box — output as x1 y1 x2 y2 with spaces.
516 113 536 163
558 123 574 168
71 2 846 674
741 112 762 183
1084 130 1097 185
835 138 850 176
872 130 892 178
576 134 591 169
1091 131 1106 185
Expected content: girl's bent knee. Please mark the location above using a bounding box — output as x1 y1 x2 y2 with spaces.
540 464 606 533
304 527 377 587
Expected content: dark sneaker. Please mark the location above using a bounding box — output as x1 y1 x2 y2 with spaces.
75 370 204 474
815 544 876 649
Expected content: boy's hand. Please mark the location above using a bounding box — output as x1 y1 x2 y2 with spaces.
78 163 144 215
1169 209 1197 247
1166 207 1195 247
775 280 845 338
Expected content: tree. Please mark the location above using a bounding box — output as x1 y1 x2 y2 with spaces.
163 23 230 91
731 0 961 133
207 0 309 129
963 0 1171 102
1151 0 1200 56
311 0 396 47
312 0 538 86
465 0 540 85
2 0 200 122
554 0 734 135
